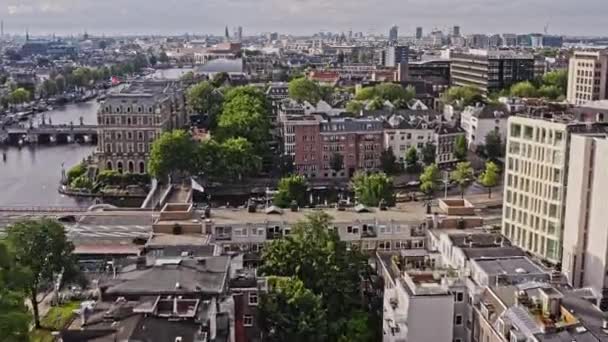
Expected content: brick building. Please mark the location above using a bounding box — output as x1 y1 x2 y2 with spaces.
286 115 384 179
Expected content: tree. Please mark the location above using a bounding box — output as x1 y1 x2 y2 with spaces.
5 219 76 328
274 175 308 208
352 172 394 206
319 85 334 103
380 148 398 175
0 242 31 340
367 97 384 110
220 137 261 180
453 135 468 161
451 162 474 198
354 87 377 101
40 79 57 98
72 67 93 88
419 164 441 198
67 163 87 184
404 146 420 173
55 74 66 93
421 143 436 165
329 153 344 174
288 77 321 104
216 86 271 152
9 88 30 105
259 212 369 339
149 54 158 66
148 130 197 179
259 277 327 342
186 81 223 129
444 86 483 107
538 85 561 100
211 72 229 88
542 69 567 93
181 71 195 82
375 83 408 102
479 161 500 198
510 81 538 98
345 100 364 114
484 131 503 161
158 51 169 63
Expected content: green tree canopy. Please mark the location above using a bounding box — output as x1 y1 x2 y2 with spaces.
444 86 483 107
186 81 224 129
259 213 369 340
352 172 394 206
159 51 170 63
454 135 468 161
380 148 399 175
288 77 321 104
55 75 66 93
354 87 377 101
148 130 197 179
484 131 503 161
510 81 538 98
259 276 327 342
220 137 261 180
40 79 58 98
9 88 30 105
5 219 76 328
375 83 409 102
404 146 420 173
479 161 500 198
274 175 308 208
421 142 436 165
217 86 271 151
542 69 568 92
419 164 441 197
451 161 474 198
0 242 31 340
345 100 364 114
211 72 229 88
538 85 562 100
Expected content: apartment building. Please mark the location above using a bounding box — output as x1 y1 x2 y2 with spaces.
460 103 509 150
451 49 535 93
562 134 608 311
566 50 608 105
96 80 186 174
287 115 383 179
502 114 608 264
204 206 428 255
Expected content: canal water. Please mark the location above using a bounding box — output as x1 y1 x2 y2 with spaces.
0 101 99 208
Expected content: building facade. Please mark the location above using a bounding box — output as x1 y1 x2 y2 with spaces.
96 81 186 174
566 50 608 105
459 103 509 150
451 50 535 93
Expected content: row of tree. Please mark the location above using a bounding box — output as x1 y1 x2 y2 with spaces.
507 70 568 100
347 83 416 112
288 77 334 104
258 212 377 341
419 160 500 200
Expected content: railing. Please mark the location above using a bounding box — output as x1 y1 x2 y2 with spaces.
0 206 87 213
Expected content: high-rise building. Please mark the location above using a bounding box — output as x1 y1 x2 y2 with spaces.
237 26 243 41
416 27 423 40
389 25 398 43
224 25 230 41
452 25 461 37
488 34 503 48
384 45 409 67
566 50 608 105
502 115 608 264
468 34 489 49
562 132 608 310
502 33 517 47
530 33 544 48
542 35 563 48
450 50 535 93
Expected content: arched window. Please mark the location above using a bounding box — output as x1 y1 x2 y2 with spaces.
127 107 131 113
139 161 145 174
117 161 124 174
127 117 132 125
106 161 113 170
115 107 120 113
128 161 134 173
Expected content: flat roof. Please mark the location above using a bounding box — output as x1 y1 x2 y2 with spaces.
473 257 546 276
207 206 427 225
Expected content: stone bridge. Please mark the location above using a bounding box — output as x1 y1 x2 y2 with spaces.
0 124 99 145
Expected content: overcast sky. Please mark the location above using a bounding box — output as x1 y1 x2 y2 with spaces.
1 0 606 37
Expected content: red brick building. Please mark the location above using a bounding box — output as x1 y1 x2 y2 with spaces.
290 115 384 179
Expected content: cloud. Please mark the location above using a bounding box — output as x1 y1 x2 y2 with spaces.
1 0 606 36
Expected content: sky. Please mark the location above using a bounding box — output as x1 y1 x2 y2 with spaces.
1 0 606 37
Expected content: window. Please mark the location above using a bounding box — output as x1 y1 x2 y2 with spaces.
243 315 253 327
455 292 464 302
455 314 463 325
249 292 258 305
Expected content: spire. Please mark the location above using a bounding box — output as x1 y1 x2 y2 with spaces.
26 27 29 41
224 25 230 41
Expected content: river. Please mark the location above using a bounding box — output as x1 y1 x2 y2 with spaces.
0 101 99 208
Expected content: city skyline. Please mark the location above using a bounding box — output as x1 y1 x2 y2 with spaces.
1 0 607 37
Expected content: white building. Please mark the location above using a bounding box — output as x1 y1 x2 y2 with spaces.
460 103 508 150
566 50 608 105
562 134 608 310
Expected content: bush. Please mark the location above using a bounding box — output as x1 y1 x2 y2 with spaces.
70 175 93 190
96 170 151 187
67 163 86 183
